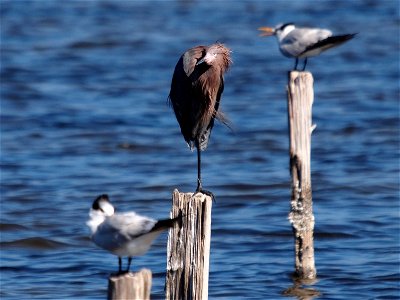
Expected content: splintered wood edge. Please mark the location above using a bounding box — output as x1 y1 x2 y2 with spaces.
288 70 313 79
109 268 152 282
172 189 211 202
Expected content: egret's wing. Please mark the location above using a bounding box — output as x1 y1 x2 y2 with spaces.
168 46 207 146
197 77 225 151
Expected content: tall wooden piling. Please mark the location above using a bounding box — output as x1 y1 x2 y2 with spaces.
287 71 317 279
107 269 152 300
165 189 212 300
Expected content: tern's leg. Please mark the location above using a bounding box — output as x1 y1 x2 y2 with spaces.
294 58 298 70
194 144 215 201
118 257 122 273
302 58 308 71
127 257 132 272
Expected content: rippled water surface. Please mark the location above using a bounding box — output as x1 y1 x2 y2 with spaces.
1 1 399 299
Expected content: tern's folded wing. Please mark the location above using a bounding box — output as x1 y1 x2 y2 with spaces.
281 28 332 57
300 33 356 56
105 212 157 240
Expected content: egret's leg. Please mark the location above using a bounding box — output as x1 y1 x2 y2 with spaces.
196 145 202 192
194 143 215 201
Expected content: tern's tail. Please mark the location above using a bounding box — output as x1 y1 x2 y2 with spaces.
301 33 357 55
151 212 182 232
323 33 357 47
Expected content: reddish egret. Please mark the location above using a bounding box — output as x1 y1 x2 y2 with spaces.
168 43 232 197
259 23 356 70
87 194 181 273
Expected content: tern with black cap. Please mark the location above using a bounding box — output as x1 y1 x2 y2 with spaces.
87 194 181 273
259 23 356 70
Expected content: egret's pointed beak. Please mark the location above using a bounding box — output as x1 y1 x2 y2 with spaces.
258 26 275 37
196 57 205 66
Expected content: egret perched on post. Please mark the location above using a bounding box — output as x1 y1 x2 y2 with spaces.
87 194 181 273
258 23 356 70
168 43 232 197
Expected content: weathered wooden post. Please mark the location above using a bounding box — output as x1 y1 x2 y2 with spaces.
165 189 212 300
107 269 152 300
287 71 317 279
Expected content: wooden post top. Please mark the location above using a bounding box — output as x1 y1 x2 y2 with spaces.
108 268 152 300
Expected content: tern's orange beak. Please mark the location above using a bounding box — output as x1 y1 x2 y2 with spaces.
258 26 275 37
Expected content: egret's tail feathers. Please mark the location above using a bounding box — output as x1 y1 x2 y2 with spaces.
215 111 233 131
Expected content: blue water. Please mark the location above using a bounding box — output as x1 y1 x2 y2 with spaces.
1 1 399 299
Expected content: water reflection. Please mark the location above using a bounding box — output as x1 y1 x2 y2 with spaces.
283 277 321 300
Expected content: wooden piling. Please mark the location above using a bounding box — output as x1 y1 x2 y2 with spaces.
165 189 212 300
287 71 317 279
107 269 152 300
